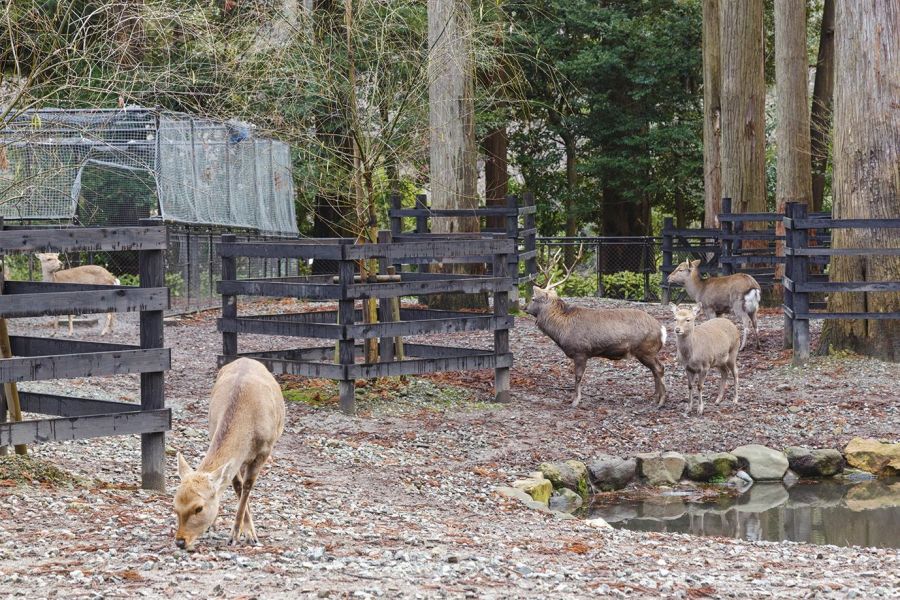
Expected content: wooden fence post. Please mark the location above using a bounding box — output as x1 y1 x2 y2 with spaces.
505 195 519 303
377 230 395 363
783 203 796 349
337 249 357 414
415 194 428 236
522 192 537 301
720 197 734 276
661 217 673 305
642 236 652 302
221 234 238 359
493 247 511 403
139 219 166 491
791 203 810 365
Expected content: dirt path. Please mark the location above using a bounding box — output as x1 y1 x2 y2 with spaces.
1 299 898 599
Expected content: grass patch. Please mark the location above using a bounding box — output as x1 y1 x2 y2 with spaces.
0 455 83 488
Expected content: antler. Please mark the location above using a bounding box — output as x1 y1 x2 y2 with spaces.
538 243 584 290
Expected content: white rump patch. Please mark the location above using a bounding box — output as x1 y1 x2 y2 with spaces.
114 278 121 286
660 325 668 345
744 288 761 313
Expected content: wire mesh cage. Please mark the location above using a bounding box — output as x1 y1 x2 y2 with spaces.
0 107 298 312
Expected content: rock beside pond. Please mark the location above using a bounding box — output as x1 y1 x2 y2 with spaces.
732 444 788 481
784 447 844 478
539 460 590 499
549 488 583 514
587 454 636 491
844 438 900 477
584 517 612 529
684 452 739 482
511 477 553 504
637 451 685 486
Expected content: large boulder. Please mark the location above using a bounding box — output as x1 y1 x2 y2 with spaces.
732 445 788 481
784 447 844 478
511 477 553 504
549 488 584 514
844 438 900 477
684 452 739 482
637 451 686 486
539 460 590 499
587 454 637 491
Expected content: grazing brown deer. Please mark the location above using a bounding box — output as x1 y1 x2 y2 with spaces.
174 358 285 550
666 259 761 351
671 304 740 416
525 247 667 408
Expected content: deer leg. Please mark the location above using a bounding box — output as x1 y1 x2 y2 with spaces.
714 366 729 406
685 371 694 416
637 354 666 409
572 357 587 408
232 474 255 540
230 457 264 545
100 311 113 336
730 361 739 405
696 368 708 417
703 306 717 321
67 315 74 337
750 310 760 350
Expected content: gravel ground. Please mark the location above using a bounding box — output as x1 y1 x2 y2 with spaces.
1 298 898 599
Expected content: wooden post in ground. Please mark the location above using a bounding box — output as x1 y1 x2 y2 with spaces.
493 246 511 403
139 219 166 490
522 192 537 302
337 252 356 414
0 217 25 456
790 203 810 365
505 195 519 304
661 217 674 305
377 231 395 363
221 234 238 359
720 197 734 276
783 203 796 349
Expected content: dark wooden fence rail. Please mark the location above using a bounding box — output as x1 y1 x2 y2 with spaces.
782 202 900 365
389 192 537 298
0 220 171 490
217 233 516 414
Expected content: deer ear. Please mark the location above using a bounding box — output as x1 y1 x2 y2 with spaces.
692 304 702 316
690 259 701 269
208 460 233 491
177 453 194 480
671 304 679 316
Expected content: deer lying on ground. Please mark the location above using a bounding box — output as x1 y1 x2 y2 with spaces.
525 247 667 408
671 304 739 416
35 253 119 336
174 358 285 550
666 259 761 351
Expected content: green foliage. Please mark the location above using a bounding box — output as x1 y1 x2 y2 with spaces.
117 273 140 287
601 271 662 302
113 272 183 297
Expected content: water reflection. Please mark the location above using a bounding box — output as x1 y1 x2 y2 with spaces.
587 479 900 549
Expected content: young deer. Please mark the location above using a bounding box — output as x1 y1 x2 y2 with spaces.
671 304 740 416
666 259 761 351
35 253 120 336
525 247 667 408
174 358 285 550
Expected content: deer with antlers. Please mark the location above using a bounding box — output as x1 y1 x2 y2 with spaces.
524 246 667 408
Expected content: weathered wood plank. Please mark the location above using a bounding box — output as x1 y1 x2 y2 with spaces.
793 311 900 321
138 237 167 491
217 280 342 300
790 217 900 229
18 391 139 416
0 287 168 319
218 316 343 340
794 281 900 293
402 343 491 358
218 242 345 260
389 208 518 217
344 240 515 260
5 281 123 294
0 227 167 253
0 348 171 383
347 276 513 300
348 353 513 379
0 409 170 447
9 336 135 356
222 354 345 379
345 315 513 339
786 247 900 257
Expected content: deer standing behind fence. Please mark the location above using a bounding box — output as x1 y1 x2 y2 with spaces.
35 253 120 336
666 259 761 351
671 304 740 416
525 247 667 408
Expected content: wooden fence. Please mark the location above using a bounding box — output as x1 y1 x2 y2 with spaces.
0 221 171 490
217 234 516 414
782 202 900 364
389 193 537 297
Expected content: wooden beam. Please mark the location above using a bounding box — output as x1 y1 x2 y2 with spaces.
9 336 134 356
348 352 513 379
139 236 167 491
18 391 139 416
346 276 512 300
0 287 168 319
218 242 345 260
344 239 515 261
225 354 345 379
0 410 170 447
217 280 342 300
0 348 171 383
218 317 343 340
0 227 166 253
345 315 512 340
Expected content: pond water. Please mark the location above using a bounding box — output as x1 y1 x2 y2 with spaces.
586 478 900 549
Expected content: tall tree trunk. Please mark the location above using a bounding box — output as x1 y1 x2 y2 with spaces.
819 0 900 361
427 0 483 309
719 0 766 215
774 0 812 299
562 130 578 267
809 0 835 213
702 0 722 228
483 124 508 231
